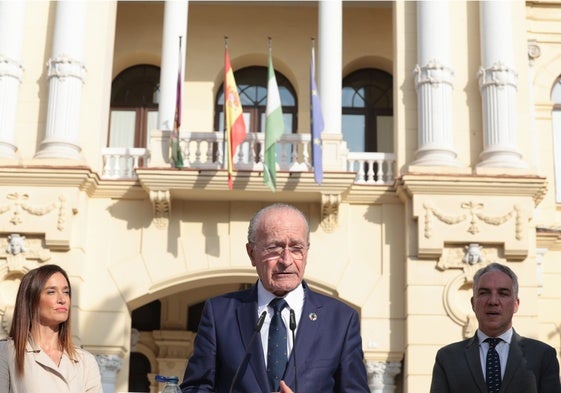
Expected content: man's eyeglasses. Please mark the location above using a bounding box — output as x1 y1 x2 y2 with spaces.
260 244 308 260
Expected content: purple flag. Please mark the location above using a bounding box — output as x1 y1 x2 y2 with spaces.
310 44 324 184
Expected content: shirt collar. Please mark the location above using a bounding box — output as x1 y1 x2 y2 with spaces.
477 327 513 345
257 280 304 311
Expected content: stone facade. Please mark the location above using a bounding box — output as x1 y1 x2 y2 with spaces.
0 1 560 392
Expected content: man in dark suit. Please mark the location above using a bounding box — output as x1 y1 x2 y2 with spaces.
180 203 370 393
430 262 561 393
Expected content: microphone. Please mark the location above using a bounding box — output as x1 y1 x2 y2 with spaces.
229 310 267 393
289 309 298 393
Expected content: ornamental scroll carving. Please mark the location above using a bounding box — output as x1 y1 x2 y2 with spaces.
150 190 171 229
423 201 522 240
0 191 77 251
0 192 69 231
320 193 340 233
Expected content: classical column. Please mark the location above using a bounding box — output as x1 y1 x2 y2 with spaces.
412 1 461 167
366 360 402 393
477 1 526 169
96 354 123 393
35 0 87 160
149 0 188 166
318 0 346 171
0 1 25 159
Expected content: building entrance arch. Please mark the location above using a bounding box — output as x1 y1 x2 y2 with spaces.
124 272 353 392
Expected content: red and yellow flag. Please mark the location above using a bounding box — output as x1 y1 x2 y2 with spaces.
224 46 246 189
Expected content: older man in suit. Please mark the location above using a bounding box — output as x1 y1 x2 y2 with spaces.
430 262 561 393
180 203 370 393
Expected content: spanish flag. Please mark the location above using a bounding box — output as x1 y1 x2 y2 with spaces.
224 42 247 189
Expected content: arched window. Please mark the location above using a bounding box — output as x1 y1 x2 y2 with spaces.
214 66 297 134
109 64 160 148
342 68 393 153
551 78 561 203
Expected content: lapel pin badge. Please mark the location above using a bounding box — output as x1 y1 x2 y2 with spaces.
309 312 317 321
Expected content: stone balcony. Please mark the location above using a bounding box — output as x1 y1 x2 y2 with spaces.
101 132 396 185
100 131 397 231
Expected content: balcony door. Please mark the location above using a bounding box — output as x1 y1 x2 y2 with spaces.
215 66 297 163
109 64 160 149
342 68 393 153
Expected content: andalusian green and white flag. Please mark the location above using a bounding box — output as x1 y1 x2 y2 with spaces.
263 45 284 192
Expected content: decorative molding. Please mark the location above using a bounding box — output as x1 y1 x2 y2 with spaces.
0 235 51 278
528 40 541 62
0 55 24 81
423 201 522 240
150 190 170 229
478 62 518 90
96 354 122 374
47 56 86 81
365 360 402 392
320 193 340 233
414 59 454 88
437 244 505 272
0 233 52 336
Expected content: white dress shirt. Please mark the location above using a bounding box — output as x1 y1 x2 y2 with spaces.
477 327 513 379
257 280 305 365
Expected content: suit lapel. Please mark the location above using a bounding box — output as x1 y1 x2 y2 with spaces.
500 331 523 392
236 287 269 393
283 285 322 389
465 335 488 393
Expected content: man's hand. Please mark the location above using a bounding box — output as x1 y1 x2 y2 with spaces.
279 380 293 393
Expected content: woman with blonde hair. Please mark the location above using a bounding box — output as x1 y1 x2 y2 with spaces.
0 264 103 392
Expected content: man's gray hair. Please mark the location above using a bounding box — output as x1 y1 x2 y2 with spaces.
472 262 519 298
247 203 310 244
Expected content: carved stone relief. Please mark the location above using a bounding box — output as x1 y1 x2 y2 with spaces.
0 191 77 250
438 244 506 339
321 193 340 233
150 190 170 229
413 195 530 260
0 233 51 337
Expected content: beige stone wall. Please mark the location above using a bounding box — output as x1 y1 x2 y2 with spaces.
2 1 561 392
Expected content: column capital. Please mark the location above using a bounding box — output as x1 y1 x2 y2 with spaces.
414 60 454 88
365 360 402 392
96 354 123 374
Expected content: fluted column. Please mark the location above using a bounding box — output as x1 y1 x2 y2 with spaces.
96 354 123 393
412 1 460 167
149 0 188 166
366 360 402 393
35 0 87 160
0 1 25 159
477 1 526 169
318 0 346 171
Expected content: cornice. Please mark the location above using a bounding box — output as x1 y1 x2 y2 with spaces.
396 173 548 206
136 168 358 232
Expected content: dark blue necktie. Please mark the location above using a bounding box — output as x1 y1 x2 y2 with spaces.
485 337 502 393
267 298 288 392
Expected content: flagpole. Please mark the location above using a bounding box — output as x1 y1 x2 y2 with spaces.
310 36 324 184
263 36 285 191
223 35 228 176
172 35 184 168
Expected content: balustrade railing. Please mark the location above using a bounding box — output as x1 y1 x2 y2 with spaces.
100 133 396 185
101 147 149 179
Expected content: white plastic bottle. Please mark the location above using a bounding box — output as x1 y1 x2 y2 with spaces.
156 375 181 393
